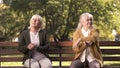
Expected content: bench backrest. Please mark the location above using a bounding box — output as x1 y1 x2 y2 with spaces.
0 41 120 67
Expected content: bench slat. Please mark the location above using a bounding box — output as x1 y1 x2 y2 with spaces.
0 57 73 62
1 49 120 55
0 41 120 47
0 49 21 55
101 49 120 54
103 57 120 61
1 56 120 62
0 42 18 47
0 57 23 62
55 41 120 46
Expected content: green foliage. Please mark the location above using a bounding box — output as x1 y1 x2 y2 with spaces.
0 0 120 41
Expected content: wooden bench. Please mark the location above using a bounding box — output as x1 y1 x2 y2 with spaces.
0 41 120 68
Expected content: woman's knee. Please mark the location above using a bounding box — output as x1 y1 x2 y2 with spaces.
70 59 83 68
89 60 100 68
24 59 40 68
39 58 52 68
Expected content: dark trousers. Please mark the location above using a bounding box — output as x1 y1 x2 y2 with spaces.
70 59 100 68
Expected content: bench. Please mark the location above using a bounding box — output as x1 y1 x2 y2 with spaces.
0 41 120 68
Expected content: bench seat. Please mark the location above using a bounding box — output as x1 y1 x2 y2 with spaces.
0 41 120 68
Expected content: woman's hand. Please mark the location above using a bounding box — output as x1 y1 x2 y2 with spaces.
27 43 35 50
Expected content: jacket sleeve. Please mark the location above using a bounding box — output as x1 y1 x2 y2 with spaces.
18 31 29 54
72 30 86 53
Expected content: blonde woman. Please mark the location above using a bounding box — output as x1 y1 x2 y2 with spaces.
70 13 103 68
18 14 52 68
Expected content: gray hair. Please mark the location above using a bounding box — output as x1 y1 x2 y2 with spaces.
29 14 44 29
77 12 93 30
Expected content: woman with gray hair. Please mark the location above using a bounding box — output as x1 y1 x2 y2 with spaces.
70 13 103 68
18 14 52 68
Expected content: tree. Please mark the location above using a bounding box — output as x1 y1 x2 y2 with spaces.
0 0 120 41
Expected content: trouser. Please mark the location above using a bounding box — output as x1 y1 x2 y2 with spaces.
24 58 52 68
70 59 100 68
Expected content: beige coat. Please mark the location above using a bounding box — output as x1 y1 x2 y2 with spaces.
72 27 103 67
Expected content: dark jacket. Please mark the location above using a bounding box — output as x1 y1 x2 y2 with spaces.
18 29 49 64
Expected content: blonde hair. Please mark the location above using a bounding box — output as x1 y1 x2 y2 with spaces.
77 12 93 30
29 14 44 29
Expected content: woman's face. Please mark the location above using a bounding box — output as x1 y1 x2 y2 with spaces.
81 16 93 29
30 17 41 28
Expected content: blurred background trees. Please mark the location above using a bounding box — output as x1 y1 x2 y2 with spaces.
0 0 120 41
